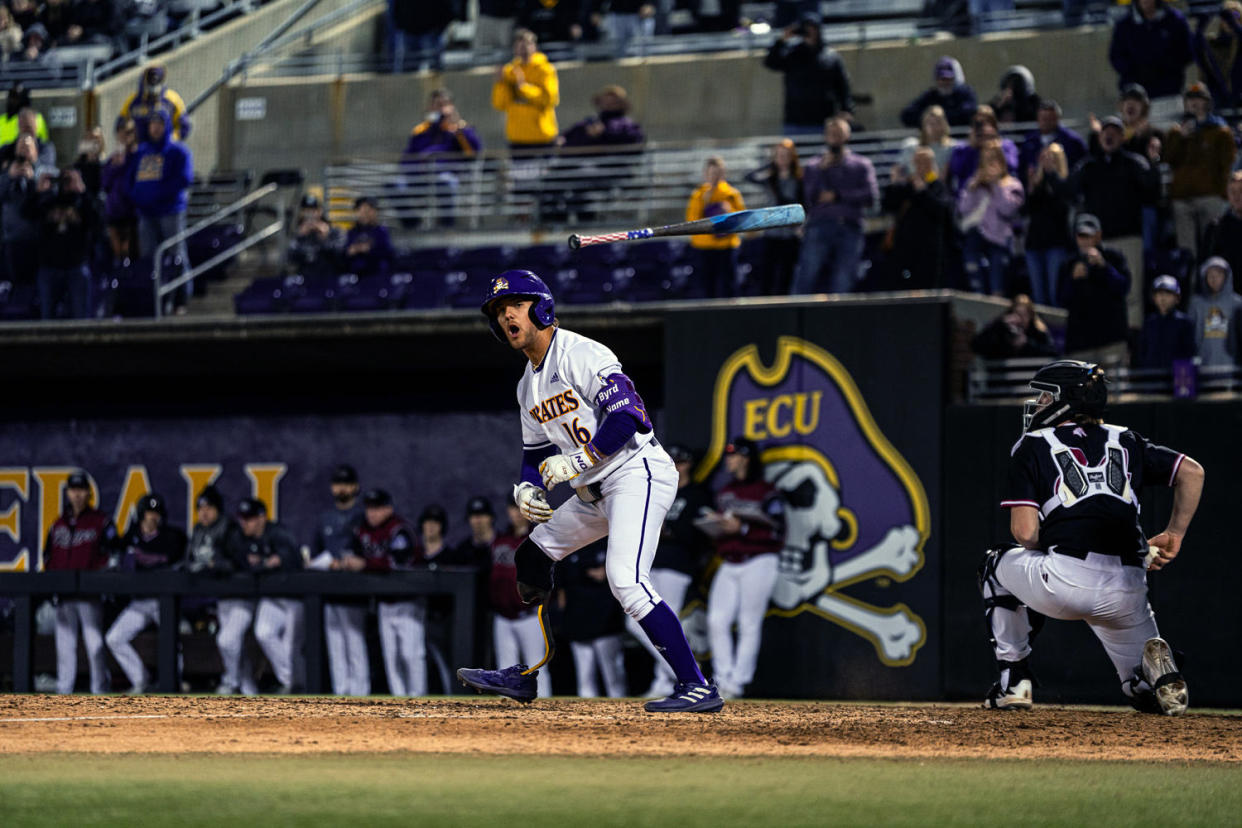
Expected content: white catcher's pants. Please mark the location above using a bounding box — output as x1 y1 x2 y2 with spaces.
325 602 370 696
984 547 1159 682
708 553 779 693
55 599 109 695
216 598 258 694
105 598 160 689
571 634 627 698
625 568 692 688
378 600 426 696
255 598 305 689
530 443 680 622
493 612 551 698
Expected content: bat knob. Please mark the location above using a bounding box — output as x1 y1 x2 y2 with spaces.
567 234 581 250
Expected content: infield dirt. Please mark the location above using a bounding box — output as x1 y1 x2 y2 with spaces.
0 695 1239 761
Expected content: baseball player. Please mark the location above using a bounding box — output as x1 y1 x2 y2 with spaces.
458 270 722 712
311 464 369 697
704 438 785 699
44 471 118 695
490 503 551 698
980 360 1204 714
105 492 187 693
229 497 304 693
352 489 422 695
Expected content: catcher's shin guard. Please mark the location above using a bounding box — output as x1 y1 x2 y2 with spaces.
514 537 555 605
520 601 556 677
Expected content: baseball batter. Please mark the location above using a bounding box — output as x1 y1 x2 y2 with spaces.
980 360 1203 714
458 270 722 712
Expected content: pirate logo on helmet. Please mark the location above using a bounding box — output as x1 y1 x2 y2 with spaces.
492 277 509 294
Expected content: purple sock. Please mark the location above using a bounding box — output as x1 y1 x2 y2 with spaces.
638 601 706 685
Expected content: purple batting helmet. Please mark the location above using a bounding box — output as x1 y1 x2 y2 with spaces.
481 269 556 342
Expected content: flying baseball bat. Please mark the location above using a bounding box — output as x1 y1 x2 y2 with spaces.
567 204 806 250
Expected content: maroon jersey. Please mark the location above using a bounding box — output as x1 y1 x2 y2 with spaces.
351 515 417 571
714 479 785 564
489 531 531 620
44 508 118 571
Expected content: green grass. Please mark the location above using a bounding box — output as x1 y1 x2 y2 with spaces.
1 754 1240 827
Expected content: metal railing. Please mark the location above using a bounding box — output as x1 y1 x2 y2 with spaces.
153 181 283 317
968 357 1242 401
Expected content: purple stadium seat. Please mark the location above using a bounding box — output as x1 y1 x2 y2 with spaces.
402 273 448 310
454 244 516 271
629 240 688 266
519 244 569 271
341 277 390 312
570 242 628 267
396 246 459 274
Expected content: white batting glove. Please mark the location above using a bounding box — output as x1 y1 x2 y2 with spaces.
513 482 554 523
539 451 595 490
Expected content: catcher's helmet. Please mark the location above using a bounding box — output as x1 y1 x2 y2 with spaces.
480 270 555 342
1023 360 1108 432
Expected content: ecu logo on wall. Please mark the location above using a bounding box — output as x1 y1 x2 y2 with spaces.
696 336 930 666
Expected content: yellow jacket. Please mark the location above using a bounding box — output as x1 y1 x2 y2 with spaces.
491 52 559 146
686 180 746 250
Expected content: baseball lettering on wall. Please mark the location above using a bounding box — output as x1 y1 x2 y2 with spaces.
695 336 930 666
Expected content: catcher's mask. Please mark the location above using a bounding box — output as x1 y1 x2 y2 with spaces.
1023 359 1108 432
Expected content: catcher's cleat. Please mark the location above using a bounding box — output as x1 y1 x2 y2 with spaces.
457 664 539 704
1141 637 1188 716
982 678 1033 710
643 681 724 714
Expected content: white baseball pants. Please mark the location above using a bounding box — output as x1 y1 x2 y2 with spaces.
985 547 1159 682
378 600 426 696
625 568 692 689
255 597 305 689
105 598 160 690
325 602 370 696
571 634 627 698
216 598 258 694
708 553 779 694
55 599 109 695
493 613 551 697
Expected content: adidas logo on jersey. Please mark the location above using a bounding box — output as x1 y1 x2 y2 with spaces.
550 372 561 384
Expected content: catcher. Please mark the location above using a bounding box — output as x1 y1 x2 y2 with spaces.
979 360 1203 714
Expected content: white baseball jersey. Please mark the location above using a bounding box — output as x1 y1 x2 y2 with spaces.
518 328 653 487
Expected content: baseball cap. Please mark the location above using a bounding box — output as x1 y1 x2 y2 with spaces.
1074 213 1101 235
330 464 358 484
1151 275 1181 296
66 472 90 490
354 195 378 210
197 485 224 511
798 11 822 28
419 504 448 529
666 444 694 464
466 496 493 517
1099 115 1125 132
237 498 267 519
1185 82 1212 101
138 492 166 516
1121 83 1149 104
724 436 758 458
300 193 321 210
363 488 393 508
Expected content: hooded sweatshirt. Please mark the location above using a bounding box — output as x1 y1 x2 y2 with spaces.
900 57 978 128
991 65 1041 123
491 50 559 146
1109 1 1193 99
129 109 193 217
1189 256 1241 366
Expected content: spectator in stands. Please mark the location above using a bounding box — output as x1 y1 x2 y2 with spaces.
957 142 1024 296
1022 143 1074 308
901 56 978 129
17 23 53 65
686 155 744 298
475 0 517 58
519 0 588 44
492 29 559 152
308 464 367 698
792 116 877 296
0 136 47 287
971 294 1058 359
1164 83 1236 258
880 146 955 291
1109 0 1193 108
897 105 954 178
694 0 741 32
0 84 49 150
119 65 189 143
609 1 655 57
102 118 139 264
1193 2 1242 111
945 106 1019 196
230 498 305 694
9 0 39 33
1137 274 1195 370
1057 213 1131 367
562 541 628 698
123 0 170 52
44 0 74 47
559 84 644 150
29 168 100 320
763 12 853 135
286 194 342 280
1090 83 1163 159
1019 100 1086 176
1208 170 1242 277
1190 256 1239 369
745 139 805 295
105 493 186 694
491 503 551 697
73 126 106 198
343 196 394 279
130 109 193 312
989 65 1040 124
0 7 23 60
68 0 124 50
554 84 645 222
401 88 482 228
388 0 456 73
0 108 57 170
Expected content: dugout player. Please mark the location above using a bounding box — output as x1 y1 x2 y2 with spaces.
490 503 552 697
105 492 187 693
312 464 369 697
45 471 118 695
458 270 722 712
980 360 1203 714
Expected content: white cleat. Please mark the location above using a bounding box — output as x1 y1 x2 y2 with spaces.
1142 637 1188 716
983 678 1033 710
